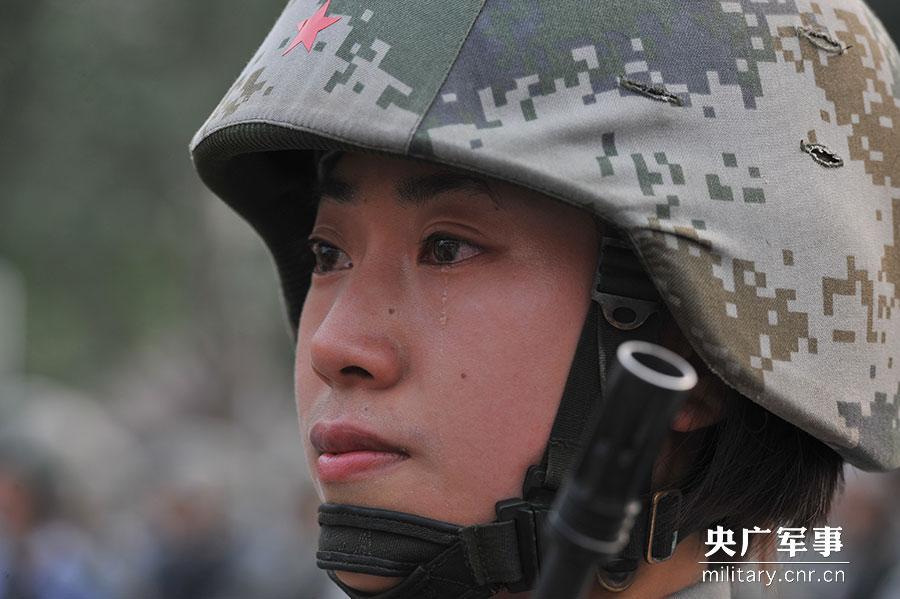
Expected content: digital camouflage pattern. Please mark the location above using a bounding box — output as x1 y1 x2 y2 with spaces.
191 0 900 471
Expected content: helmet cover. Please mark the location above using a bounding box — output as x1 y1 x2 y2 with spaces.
191 0 900 471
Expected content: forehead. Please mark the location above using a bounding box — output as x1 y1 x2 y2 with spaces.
313 152 601 241
316 151 503 209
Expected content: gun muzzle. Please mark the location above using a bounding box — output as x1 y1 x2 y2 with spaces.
533 340 698 599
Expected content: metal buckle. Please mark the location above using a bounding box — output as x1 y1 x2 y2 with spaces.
645 489 682 564
594 292 660 330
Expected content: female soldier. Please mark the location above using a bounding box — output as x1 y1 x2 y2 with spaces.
190 0 900 596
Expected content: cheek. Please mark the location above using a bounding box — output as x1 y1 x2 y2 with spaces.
417 271 591 512
294 295 328 423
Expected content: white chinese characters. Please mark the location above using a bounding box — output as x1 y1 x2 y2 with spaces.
704 526 843 558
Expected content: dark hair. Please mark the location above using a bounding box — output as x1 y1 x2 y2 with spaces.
671 385 845 558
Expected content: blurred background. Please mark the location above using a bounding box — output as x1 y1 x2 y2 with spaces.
0 0 335 597
0 1 897 598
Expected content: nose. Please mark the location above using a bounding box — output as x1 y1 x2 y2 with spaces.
310 329 404 390
306 267 405 391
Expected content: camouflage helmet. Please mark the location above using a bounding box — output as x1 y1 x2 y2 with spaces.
191 0 899 476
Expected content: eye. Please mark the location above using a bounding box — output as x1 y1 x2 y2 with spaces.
308 238 352 274
420 233 483 266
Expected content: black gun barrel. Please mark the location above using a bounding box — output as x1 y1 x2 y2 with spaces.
533 340 697 599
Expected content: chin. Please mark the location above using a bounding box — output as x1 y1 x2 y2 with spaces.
335 571 404 593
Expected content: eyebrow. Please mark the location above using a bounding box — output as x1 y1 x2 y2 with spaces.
316 170 501 207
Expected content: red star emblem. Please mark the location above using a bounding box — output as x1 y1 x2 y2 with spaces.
283 0 341 56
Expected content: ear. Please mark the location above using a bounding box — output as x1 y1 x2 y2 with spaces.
670 379 724 432
657 311 727 432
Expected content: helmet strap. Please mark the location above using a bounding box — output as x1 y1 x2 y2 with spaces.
532 230 686 591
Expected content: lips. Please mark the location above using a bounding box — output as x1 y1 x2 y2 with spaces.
310 422 407 455
310 422 409 483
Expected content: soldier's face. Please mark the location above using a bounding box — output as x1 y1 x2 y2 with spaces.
294 151 596 530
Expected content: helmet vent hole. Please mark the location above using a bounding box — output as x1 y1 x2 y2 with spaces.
801 140 844 168
617 76 684 106
796 25 852 55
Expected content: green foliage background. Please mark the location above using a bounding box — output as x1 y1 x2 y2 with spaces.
0 0 293 393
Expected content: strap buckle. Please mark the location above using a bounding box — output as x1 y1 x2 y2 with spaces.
594 292 661 330
645 489 683 563
522 464 556 503
495 498 545 592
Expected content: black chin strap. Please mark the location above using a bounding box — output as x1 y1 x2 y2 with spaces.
317 231 687 598
319 504 525 598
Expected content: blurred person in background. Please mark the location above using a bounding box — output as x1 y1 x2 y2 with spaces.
143 485 235 599
0 440 109 599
